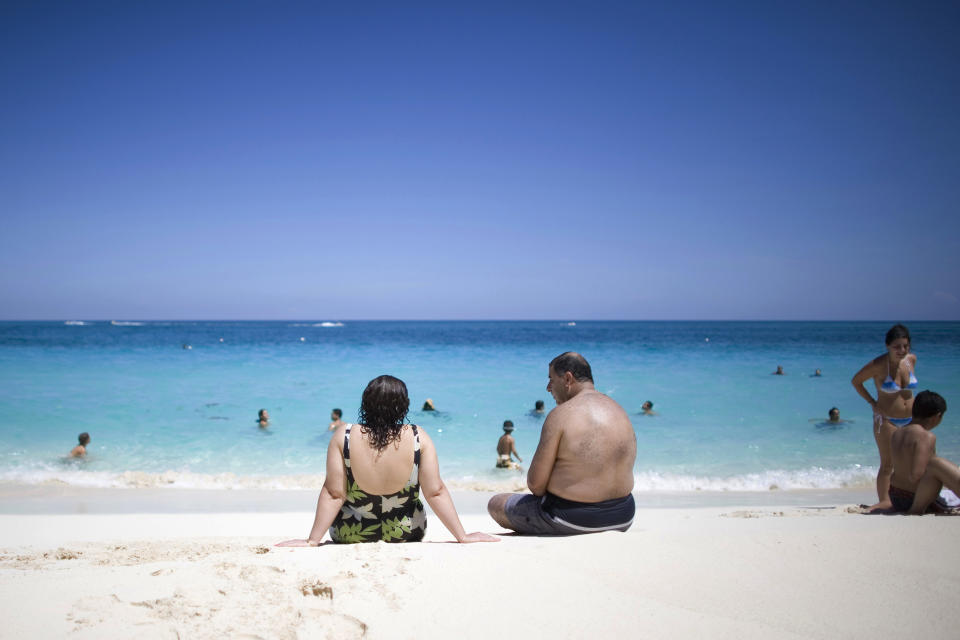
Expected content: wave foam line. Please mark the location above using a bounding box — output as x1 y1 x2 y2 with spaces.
0 465 875 492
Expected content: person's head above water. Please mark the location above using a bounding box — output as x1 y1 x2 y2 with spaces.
258 409 269 422
534 400 544 412
78 432 90 446
331 408 342 419
422 398 435 411
828 407 840 422
642 401 654 411
503 420 514 432
359 375 410 451
912 390 946 422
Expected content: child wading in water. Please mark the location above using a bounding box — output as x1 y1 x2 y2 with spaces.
496 421 522 470
70 432 90 457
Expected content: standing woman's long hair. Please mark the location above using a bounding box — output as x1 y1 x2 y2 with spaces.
357 375 409 451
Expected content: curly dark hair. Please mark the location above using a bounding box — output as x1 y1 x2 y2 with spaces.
357 375 410 452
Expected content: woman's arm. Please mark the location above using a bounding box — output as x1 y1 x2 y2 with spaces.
276 430 347 547
851 358 879 411
418 429 498 543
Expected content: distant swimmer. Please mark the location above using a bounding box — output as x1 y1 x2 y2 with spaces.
828 407 841 423
182 344 192 350
70 432 90 457
422 398 436 412
813 369 822 377
641 401 657 416
496 421 522 470
773 366 784 375
534 400 545 415
888 391 960 514
329 408 345 431
258 409 270 428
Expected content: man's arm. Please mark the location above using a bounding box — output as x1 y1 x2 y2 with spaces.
527 415 562 496
908 433 937 485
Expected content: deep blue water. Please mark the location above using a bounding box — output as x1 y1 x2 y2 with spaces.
1 320 958 491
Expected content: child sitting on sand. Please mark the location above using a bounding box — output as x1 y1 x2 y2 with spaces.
496 421 522 470
70 432 90 458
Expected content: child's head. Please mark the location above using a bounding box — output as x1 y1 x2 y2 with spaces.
78 432 90 446
503 420 514 433
912 391 946 422
535 400 544 411
331 408 342 419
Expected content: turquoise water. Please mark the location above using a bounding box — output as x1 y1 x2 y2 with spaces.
1 321 958 491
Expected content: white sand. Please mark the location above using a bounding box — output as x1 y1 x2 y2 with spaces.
1 489 958 639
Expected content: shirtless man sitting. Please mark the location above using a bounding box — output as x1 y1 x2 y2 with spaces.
888 390 960 514
487 352 637 534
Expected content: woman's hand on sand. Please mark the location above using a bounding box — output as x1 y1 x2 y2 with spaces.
459 532 500 543
275 539 321 547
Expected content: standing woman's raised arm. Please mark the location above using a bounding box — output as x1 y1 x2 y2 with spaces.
851 358 879 413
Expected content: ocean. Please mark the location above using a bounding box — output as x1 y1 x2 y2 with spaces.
2 321 958 493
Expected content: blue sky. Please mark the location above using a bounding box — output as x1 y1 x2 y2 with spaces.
1 1 958 320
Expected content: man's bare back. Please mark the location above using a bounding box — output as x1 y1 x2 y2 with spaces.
889 424 934 492
530 388 636 502
488 353 638 535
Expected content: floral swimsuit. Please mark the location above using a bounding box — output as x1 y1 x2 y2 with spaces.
329 424 427 543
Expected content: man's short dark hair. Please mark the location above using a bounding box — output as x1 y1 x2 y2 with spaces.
78 432 90 446
332 408 342 418
912 390 946 420
535 400 544 410
549 352 593 383
503 420 514 429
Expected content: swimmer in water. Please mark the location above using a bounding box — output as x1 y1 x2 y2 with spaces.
828 407 842 423
641 401 657 416
813 369 822 377
70 432 90 458
258 409 270 428
496 421 522 470
773 366 784 375
422 398 436 412
534 400 545 414
329 408 345 431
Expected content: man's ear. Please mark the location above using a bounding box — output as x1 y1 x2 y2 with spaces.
563 371 576 386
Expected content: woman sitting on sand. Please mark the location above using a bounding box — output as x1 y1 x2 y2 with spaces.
851 324 918 511
278 375 497 546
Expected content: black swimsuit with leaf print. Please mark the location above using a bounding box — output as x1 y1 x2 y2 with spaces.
329 424 427 543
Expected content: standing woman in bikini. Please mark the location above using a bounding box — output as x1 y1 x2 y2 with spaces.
851 324 918 510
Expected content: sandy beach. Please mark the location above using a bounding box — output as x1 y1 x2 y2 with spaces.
1 486 957 639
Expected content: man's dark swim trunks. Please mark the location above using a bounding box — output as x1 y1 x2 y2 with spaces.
503 492 635 535
888 486 947 514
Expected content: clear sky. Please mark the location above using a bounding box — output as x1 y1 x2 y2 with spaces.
1 1 958 320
